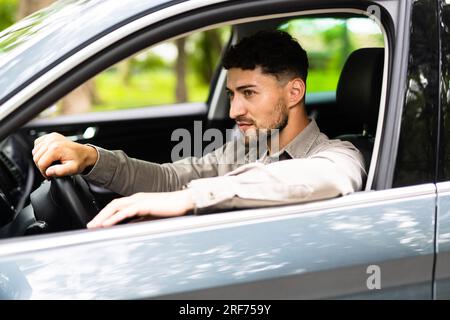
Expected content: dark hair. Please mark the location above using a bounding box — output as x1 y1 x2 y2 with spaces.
222 30 309 82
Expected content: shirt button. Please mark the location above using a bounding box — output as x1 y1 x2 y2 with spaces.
208 192 215 200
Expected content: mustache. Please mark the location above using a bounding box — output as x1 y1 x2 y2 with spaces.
235 117 254 124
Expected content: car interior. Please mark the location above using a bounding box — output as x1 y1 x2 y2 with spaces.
0 11 386 238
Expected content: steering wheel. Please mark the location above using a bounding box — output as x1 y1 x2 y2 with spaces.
49 175 100 228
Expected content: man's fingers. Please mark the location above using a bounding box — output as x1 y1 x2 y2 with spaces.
36 148 61 177
33 135 47 148
46 162 76 177
34 132 58 148
100 205 141 227
32 137 51 159
33 133 66 157
31 143 42 156
32 144 50 178
33 134 64 174
87 197 134 228
32 144 49 165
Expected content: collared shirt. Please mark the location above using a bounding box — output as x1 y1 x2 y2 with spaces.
83 120 366 213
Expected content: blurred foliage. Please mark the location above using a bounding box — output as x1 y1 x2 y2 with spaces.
92 69 208 112
188 28 230 85
131 53 168 73
88 27 231 112
0 0 17 31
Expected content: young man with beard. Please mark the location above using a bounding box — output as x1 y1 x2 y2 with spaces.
32 30 366 228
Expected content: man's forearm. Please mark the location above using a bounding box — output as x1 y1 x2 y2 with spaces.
82 146 183 195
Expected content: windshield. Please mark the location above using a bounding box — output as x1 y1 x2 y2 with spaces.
0 0 97 57
0 0 171 106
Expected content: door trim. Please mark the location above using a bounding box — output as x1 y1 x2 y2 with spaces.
0 183 436 258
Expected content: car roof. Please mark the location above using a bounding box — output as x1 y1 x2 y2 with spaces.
0 0 181 105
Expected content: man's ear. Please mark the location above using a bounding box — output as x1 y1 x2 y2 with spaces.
286 78 306 108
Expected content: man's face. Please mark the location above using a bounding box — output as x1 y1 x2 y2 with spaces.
226 67 289 138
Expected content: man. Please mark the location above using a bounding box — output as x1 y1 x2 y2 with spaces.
32 30 366 228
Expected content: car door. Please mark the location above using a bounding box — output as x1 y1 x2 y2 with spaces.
158 0 440 299
165 0 440 295
0 184 436 300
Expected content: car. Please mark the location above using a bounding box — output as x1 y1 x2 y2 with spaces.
0 0 449 300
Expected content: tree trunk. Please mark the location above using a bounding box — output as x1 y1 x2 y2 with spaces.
118 60 132 86
17 0 54 19
60 81 94 115
175 37 187 103
201 29 223 84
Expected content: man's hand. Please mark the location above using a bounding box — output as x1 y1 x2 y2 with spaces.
32 132 98 178
86 189 195 228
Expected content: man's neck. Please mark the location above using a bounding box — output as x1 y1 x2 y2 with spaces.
269 106 310 154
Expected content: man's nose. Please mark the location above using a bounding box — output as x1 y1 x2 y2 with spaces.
229 97 247 119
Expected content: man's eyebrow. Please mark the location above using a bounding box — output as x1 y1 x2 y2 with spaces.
226 85 258 92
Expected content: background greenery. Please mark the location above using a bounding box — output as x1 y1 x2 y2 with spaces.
94 70 209 112
0 0 17 31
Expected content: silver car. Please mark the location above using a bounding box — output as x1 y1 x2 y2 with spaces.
0 0 449 299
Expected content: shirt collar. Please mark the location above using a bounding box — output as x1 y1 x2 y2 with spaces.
264 119 321 160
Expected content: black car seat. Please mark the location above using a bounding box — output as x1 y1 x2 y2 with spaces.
335 47 385 175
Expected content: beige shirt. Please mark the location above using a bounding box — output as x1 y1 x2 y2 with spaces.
83 120 366 213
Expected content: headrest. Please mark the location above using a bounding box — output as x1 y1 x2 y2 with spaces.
336 48 384 135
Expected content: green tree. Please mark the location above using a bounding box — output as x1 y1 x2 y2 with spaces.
0 0 18 31
189 29 224 85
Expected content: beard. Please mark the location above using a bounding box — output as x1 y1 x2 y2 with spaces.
245 99 288 135
243 99 288 153
269 100 289 131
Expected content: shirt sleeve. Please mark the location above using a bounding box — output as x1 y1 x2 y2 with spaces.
187 145 366 214
82 144 224 196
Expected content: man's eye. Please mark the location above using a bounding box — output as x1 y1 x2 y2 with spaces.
243 90 255 97
226 91 234 99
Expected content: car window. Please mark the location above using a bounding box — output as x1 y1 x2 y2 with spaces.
393 0 440 188
38 26 231 118
278 16 384 96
